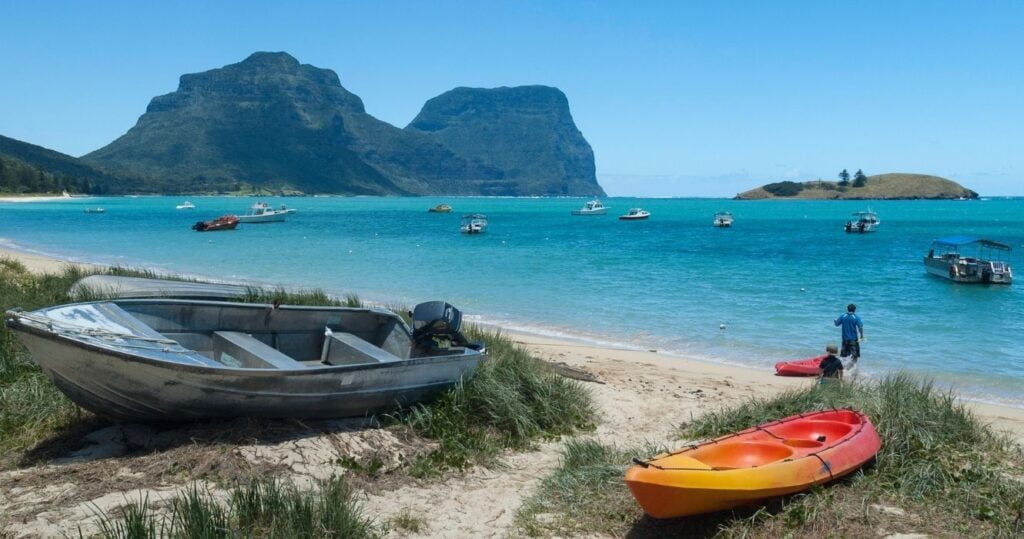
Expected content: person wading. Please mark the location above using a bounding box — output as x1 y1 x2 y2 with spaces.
834 303 864 367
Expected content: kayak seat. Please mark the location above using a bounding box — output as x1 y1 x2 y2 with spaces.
212 331 306 370
321 330 402 366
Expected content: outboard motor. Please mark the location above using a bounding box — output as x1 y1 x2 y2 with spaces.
411 301 483 355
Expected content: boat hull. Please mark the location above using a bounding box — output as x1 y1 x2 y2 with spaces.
923 257 1013 284
237 213 287 223
775 354 826 376
571 209 607 215
625 410 881 518
619 215 648 220
13 329 482 422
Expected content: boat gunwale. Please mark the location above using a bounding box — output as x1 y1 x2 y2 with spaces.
5 299 486 377
635 408 873 472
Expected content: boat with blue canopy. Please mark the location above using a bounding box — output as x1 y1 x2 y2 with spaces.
924 236 1013 284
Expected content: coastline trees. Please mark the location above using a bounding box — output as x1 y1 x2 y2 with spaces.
853 169 867 187
838 169 851 186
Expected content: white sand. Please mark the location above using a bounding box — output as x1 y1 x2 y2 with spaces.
0 194 77 203
1 246 1023 537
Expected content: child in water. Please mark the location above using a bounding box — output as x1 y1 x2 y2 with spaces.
819 344 844 383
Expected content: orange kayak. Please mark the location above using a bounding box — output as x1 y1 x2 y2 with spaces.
625 409 881 518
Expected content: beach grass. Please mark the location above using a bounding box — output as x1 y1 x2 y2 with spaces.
516 374 1024 537
398 326 596 476
94 476 379 538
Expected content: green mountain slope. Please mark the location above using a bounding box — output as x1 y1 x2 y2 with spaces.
83 52 601 196
407 86 603 196
0 135 123 193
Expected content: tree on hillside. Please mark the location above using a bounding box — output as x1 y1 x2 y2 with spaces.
853 169 867 187
838 169 850 186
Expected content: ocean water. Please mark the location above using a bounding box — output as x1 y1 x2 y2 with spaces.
2 196 1022 405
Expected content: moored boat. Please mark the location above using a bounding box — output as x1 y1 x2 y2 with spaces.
237 201 296 223
4 299 486 421
625 409 881 518
924 236 1013 284
176 201 195 210
460 213 488 234
192 215 239 232
571 199 608 216
83 207 106 214
428 203 452 213
775 354 827 376
619 208 650 220
713 211 733 227
844 210 879 233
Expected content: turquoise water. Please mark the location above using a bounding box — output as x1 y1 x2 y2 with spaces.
2 196 1022 404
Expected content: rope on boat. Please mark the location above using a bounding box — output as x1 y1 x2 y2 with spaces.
10 311 192 354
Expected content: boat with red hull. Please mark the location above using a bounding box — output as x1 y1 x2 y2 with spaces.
775 354 827 376
192 215 239 232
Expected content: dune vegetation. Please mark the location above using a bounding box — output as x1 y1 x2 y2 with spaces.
516 374 1024 537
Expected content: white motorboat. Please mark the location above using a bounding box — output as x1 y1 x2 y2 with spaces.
176 200 195 210
924 236 1013 284
237 201 296 223
571 200 608 216
844 211 879 233
460 214 488 234
713 211 734 227
619 208 650 220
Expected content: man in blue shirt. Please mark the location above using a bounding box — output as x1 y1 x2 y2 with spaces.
834 304 864 365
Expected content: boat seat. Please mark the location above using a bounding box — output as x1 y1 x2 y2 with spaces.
321 330 402 366
97 303 223 368
212 331 306 370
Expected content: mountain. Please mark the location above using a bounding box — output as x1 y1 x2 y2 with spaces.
407 86 603 196
0 134 124 193
735 173 978 200
83 52 603 196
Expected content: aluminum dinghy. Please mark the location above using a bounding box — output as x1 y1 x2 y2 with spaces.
5 299 486 421
70 275 254 300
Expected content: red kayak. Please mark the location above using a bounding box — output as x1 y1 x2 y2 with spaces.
775 354 826 377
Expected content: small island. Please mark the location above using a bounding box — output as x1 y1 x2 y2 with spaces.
735 171 979 200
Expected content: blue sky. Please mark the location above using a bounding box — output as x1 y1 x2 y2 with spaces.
1 1 1021 196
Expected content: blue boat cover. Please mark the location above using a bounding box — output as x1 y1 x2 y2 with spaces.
933 236 1011 250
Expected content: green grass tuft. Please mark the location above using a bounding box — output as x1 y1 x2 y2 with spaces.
95 477 379 538
398 327 596 476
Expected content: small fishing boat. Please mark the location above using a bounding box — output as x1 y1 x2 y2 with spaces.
192 215 239 232
83 207 106 214
571 200 608 216
844 210 879 233
237 201 296 223
428 204 452 213
460 213 488 234
4 299 486 421
71 275 253 301
619 208 650 220
176 201 195 210
713 211 734 227
924 236 1013 284
625 409 881 518
775 354 827 376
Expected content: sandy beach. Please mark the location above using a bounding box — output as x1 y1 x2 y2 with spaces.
0 194 78 203
2 244 1024 537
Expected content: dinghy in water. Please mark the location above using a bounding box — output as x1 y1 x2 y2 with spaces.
5 299 486 421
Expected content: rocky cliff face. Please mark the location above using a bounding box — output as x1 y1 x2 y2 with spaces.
407 86 603 196
84 52 602 195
